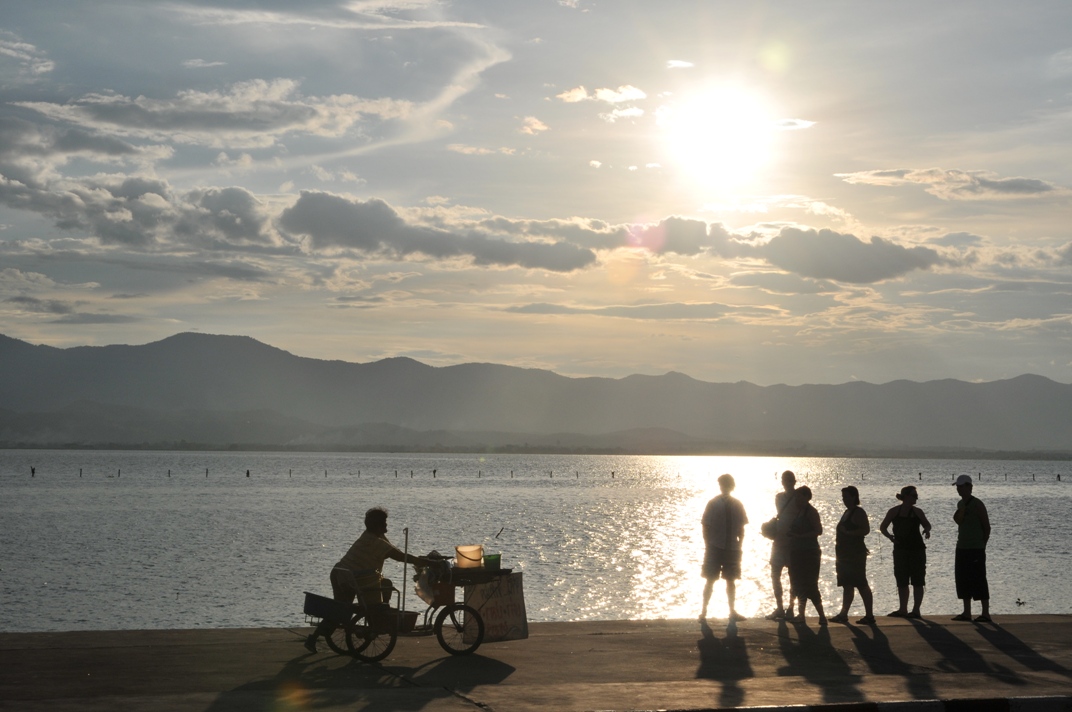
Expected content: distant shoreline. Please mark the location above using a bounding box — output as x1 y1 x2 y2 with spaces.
3 442 1072 460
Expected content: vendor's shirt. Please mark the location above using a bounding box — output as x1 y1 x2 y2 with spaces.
337 530 404 575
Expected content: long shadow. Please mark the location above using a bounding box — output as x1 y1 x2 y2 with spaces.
909 619 1023 684
847 622 937 701
696 618 753 709
775 619 866 704
204 636 515 712
974 623 1072 679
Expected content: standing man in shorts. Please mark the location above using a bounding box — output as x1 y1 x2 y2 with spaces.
700 474 748 621
765 470 797 620
951 475 991 622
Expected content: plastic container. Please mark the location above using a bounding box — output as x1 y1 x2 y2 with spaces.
455 544 483 569
483 553 501 571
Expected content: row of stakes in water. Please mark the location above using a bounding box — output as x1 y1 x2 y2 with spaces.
19 466 1065 481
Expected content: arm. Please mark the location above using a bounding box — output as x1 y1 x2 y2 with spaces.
976 501 991 543
916 507 932 539
879 507 895 542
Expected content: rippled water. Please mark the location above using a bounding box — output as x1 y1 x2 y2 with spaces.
1 450 1069 632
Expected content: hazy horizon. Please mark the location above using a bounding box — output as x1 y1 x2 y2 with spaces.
2 2 1071 387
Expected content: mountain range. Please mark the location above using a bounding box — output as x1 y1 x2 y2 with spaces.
2 332 1070 456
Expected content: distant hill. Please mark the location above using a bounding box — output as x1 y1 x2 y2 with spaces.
1 332 1071 455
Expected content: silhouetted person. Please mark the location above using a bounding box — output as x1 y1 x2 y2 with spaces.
879 485 931 618
830 485 875 624
951 475 991 622
765 470 798 620
305 506 430 653
701 474 748 621
784 486 826 624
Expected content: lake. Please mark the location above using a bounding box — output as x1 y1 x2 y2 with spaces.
1 450 1068 632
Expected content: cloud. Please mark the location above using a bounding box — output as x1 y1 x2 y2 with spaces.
666 60 694 69
278 191 596 272
556 85 646 104
759 228 943 283
4 295 74 315
928 232 984 248
519 116 549 135
182 59 226 69
837 167 1062 200
0 31 55 80
15 79 413 148
599 107 644 123
505 301 751 320
729 272 838 295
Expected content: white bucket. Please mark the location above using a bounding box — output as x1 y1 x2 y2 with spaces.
455 544 483 569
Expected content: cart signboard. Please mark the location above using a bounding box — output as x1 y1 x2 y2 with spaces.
464 572 528 642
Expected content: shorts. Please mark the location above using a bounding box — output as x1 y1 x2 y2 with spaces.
835 552 869 589
955 548 989 601
703 547 742 581
788 548 822 599
893 548 926 588
770 543 789 571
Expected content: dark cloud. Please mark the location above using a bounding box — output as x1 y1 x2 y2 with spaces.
838 167 1062 201
761 228 943 283
279 191 596 272
4 295 74 314
50 313 140 324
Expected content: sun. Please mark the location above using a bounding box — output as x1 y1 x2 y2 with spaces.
656 83 778 195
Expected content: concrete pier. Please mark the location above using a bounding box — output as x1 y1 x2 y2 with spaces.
2 615 1071 711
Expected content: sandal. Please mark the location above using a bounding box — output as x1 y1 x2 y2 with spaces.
856 616 877 625
829 613 849 624
906 610 922 619
951 613 973 621
974 614 992 623
888 610 907 617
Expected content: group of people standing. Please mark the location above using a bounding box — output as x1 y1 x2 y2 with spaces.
699 470 992 625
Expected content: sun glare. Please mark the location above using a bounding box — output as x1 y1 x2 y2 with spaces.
656 84 778 195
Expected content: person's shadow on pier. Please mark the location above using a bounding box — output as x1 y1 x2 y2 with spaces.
775 619 866 705
909 619 1021 684
696 618 753 709
974 622 1072 680
847 621 937 701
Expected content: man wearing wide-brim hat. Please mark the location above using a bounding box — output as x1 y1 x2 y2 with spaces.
951 475 991 622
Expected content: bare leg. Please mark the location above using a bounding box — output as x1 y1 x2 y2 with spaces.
772 564 784 613
839 586 855 617
726 579 737 618
859 583 874 618
701 578 714 619
980 599 990 617
812 594 827 624
911 586 924 616
895 585 909 615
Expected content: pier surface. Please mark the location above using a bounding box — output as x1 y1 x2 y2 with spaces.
2 615 1071 711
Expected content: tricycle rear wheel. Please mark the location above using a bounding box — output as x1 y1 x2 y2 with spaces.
348 610 397 662
323 615 355 656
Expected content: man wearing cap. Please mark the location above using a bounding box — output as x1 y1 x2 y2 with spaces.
951 475 991 622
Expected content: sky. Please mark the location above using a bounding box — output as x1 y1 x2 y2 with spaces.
1 1 1071 386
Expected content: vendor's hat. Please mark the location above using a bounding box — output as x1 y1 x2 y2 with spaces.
953 474 973 486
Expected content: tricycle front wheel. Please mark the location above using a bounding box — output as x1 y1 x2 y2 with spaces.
434 603 485 655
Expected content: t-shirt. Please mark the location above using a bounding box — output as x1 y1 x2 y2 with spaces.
702 495 748 551
336 530 405 577
956 497 987 550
